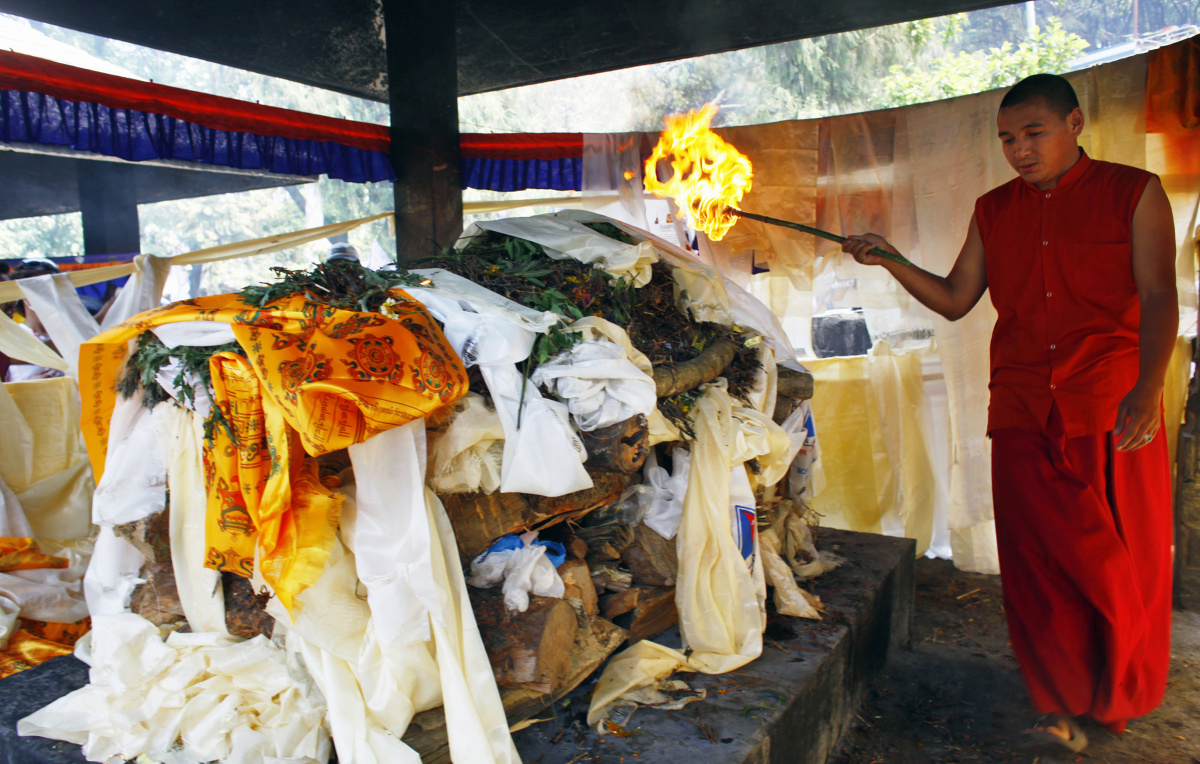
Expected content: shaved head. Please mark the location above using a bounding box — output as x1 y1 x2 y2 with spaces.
1000 74 1080 119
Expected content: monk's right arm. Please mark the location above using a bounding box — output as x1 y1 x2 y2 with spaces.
840 215 988 322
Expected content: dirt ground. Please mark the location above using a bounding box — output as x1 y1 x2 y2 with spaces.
829 558 1200 764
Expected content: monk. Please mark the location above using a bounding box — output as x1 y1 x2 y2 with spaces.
841 73 1177 754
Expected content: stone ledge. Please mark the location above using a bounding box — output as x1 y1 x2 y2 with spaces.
512 528 915 764
0 529 914 764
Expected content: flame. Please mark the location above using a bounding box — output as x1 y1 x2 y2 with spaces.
642 103 752 241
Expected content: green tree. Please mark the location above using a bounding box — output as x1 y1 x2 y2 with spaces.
876 19 1090 108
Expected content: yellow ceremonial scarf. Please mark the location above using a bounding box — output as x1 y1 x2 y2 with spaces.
80 290 468 616
0 538 86 679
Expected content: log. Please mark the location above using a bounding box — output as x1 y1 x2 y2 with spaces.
471 590 578 694
599 587 641 621
576 520 635 562
652 336 739 397
620 524 677 586
222 573 275 639
442 472 630 562
580 415 649 473
130 560 188 629
626 585 679 642
776 367 815 401
559 558 598 617
113 506 171 564
599 585 679 642
403 616 629 763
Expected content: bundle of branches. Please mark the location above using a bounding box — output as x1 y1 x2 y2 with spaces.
413 224 762 434
239 258 423 313
117 331 242 443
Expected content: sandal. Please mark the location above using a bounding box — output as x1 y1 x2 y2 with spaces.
1016 714 1089 754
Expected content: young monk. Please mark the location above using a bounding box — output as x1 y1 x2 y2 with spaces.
841 73 1177 754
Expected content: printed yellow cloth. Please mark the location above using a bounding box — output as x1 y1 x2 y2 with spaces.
79 291 469 615
81 290 468 478
0 538 68 573
0 618 89 680
203 351 344 615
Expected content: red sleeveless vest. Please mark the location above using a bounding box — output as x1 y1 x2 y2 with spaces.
975 150 1154 436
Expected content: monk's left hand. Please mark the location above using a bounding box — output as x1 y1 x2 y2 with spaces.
1115 383 1161 451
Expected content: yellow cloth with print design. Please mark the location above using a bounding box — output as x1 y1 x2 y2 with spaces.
80 290 468 616
0 538 81 679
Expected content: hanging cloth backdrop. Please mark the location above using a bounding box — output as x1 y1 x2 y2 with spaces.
0 49 588 190
0 51 396 183
459 132 583 191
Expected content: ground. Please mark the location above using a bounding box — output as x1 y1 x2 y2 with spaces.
829 558 1200 764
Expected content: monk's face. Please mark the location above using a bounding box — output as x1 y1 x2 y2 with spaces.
997 97 1084 190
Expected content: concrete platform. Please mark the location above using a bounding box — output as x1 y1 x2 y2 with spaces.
0 528 914 764
512 528 915 764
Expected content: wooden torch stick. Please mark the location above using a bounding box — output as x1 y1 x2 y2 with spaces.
728 207 913 268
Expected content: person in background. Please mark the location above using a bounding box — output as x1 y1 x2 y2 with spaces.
5 258 65 381
327 242 361 264
840 74 1176 754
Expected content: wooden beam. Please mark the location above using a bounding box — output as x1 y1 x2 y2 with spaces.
381 0 462 261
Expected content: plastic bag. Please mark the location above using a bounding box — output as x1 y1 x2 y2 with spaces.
427 393 505 495
468 533 566 613
18 613 331 764
410 286 591 497
476 215 659 287
530 339 657 431
782 400 824 501
759 528 821 619
568 316 680 445
641 447 691 540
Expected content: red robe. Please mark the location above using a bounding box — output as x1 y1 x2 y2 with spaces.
976 150 1172 730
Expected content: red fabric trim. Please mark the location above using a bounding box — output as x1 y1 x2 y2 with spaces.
0 51 589 162
460 132 583 160
0 50 390 154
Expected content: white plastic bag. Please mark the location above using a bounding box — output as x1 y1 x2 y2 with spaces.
530 339 657 431
18 613 331 764
641 447 690 540
783 399 824 501
427 393 505 495
467 533 566 613
476 215 659 287
410 286 591 497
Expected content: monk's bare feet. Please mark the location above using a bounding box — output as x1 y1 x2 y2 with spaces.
1017 714 1088 754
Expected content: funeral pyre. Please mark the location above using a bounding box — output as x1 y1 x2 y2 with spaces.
17 213 836 764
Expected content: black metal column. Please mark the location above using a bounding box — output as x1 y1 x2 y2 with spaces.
76 160 140 255
381 0 462 262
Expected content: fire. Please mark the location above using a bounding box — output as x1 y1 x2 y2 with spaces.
642 104 752 241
